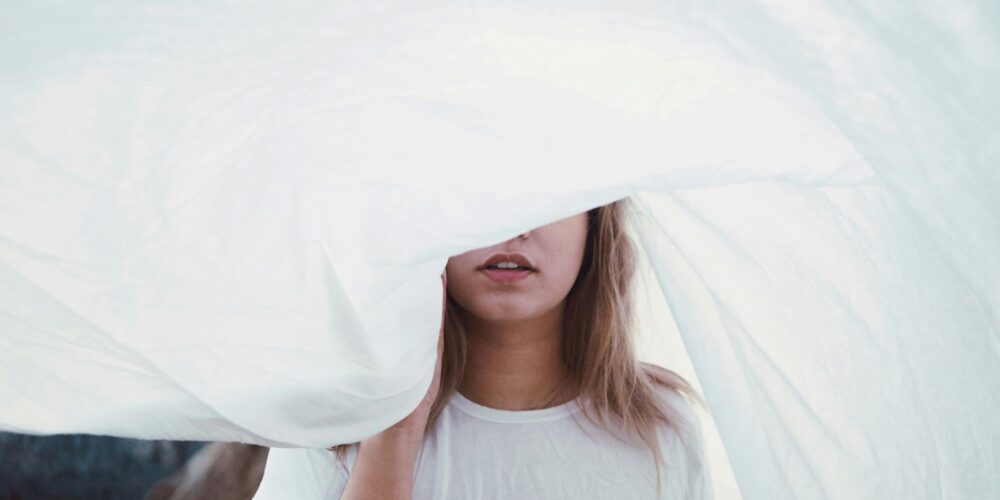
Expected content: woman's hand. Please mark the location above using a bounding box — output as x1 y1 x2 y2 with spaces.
392 270 447 431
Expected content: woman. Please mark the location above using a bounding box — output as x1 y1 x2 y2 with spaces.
254 198 712 499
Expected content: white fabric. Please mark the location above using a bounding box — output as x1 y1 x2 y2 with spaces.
253 387 711 500
1 1 998 499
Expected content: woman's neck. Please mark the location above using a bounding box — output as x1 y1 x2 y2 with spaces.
457 303 575 411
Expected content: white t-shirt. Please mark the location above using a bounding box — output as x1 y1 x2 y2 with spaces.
254 386 713 499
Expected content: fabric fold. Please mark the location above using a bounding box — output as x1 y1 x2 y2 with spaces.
1 1 997 498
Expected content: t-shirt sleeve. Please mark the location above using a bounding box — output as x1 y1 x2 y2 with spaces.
658 387 715 500
253 447 352 500
687 407 714 500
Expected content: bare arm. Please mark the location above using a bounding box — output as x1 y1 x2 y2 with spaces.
340 423 425 500
340 271 448 500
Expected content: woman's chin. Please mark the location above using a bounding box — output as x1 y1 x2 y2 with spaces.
471 307 541 323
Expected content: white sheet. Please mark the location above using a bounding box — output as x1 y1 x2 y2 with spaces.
1 1 997 499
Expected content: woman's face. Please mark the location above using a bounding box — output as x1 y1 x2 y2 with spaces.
445 212 589 322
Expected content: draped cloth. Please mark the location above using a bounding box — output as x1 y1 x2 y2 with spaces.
1 2 997 499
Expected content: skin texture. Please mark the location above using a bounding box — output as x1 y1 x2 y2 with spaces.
342 212 589 499
446 212 589 410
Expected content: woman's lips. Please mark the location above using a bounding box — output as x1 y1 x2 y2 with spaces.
481 268 533 283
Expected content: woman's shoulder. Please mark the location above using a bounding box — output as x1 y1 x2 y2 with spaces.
640 364 706 431
652 381 717 494
654 383 702 419
648 384 703 441
646 383 714 499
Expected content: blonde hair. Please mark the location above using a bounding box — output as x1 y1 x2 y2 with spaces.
330 197 707 496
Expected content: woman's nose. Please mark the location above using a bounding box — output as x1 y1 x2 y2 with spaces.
518 230 531 240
